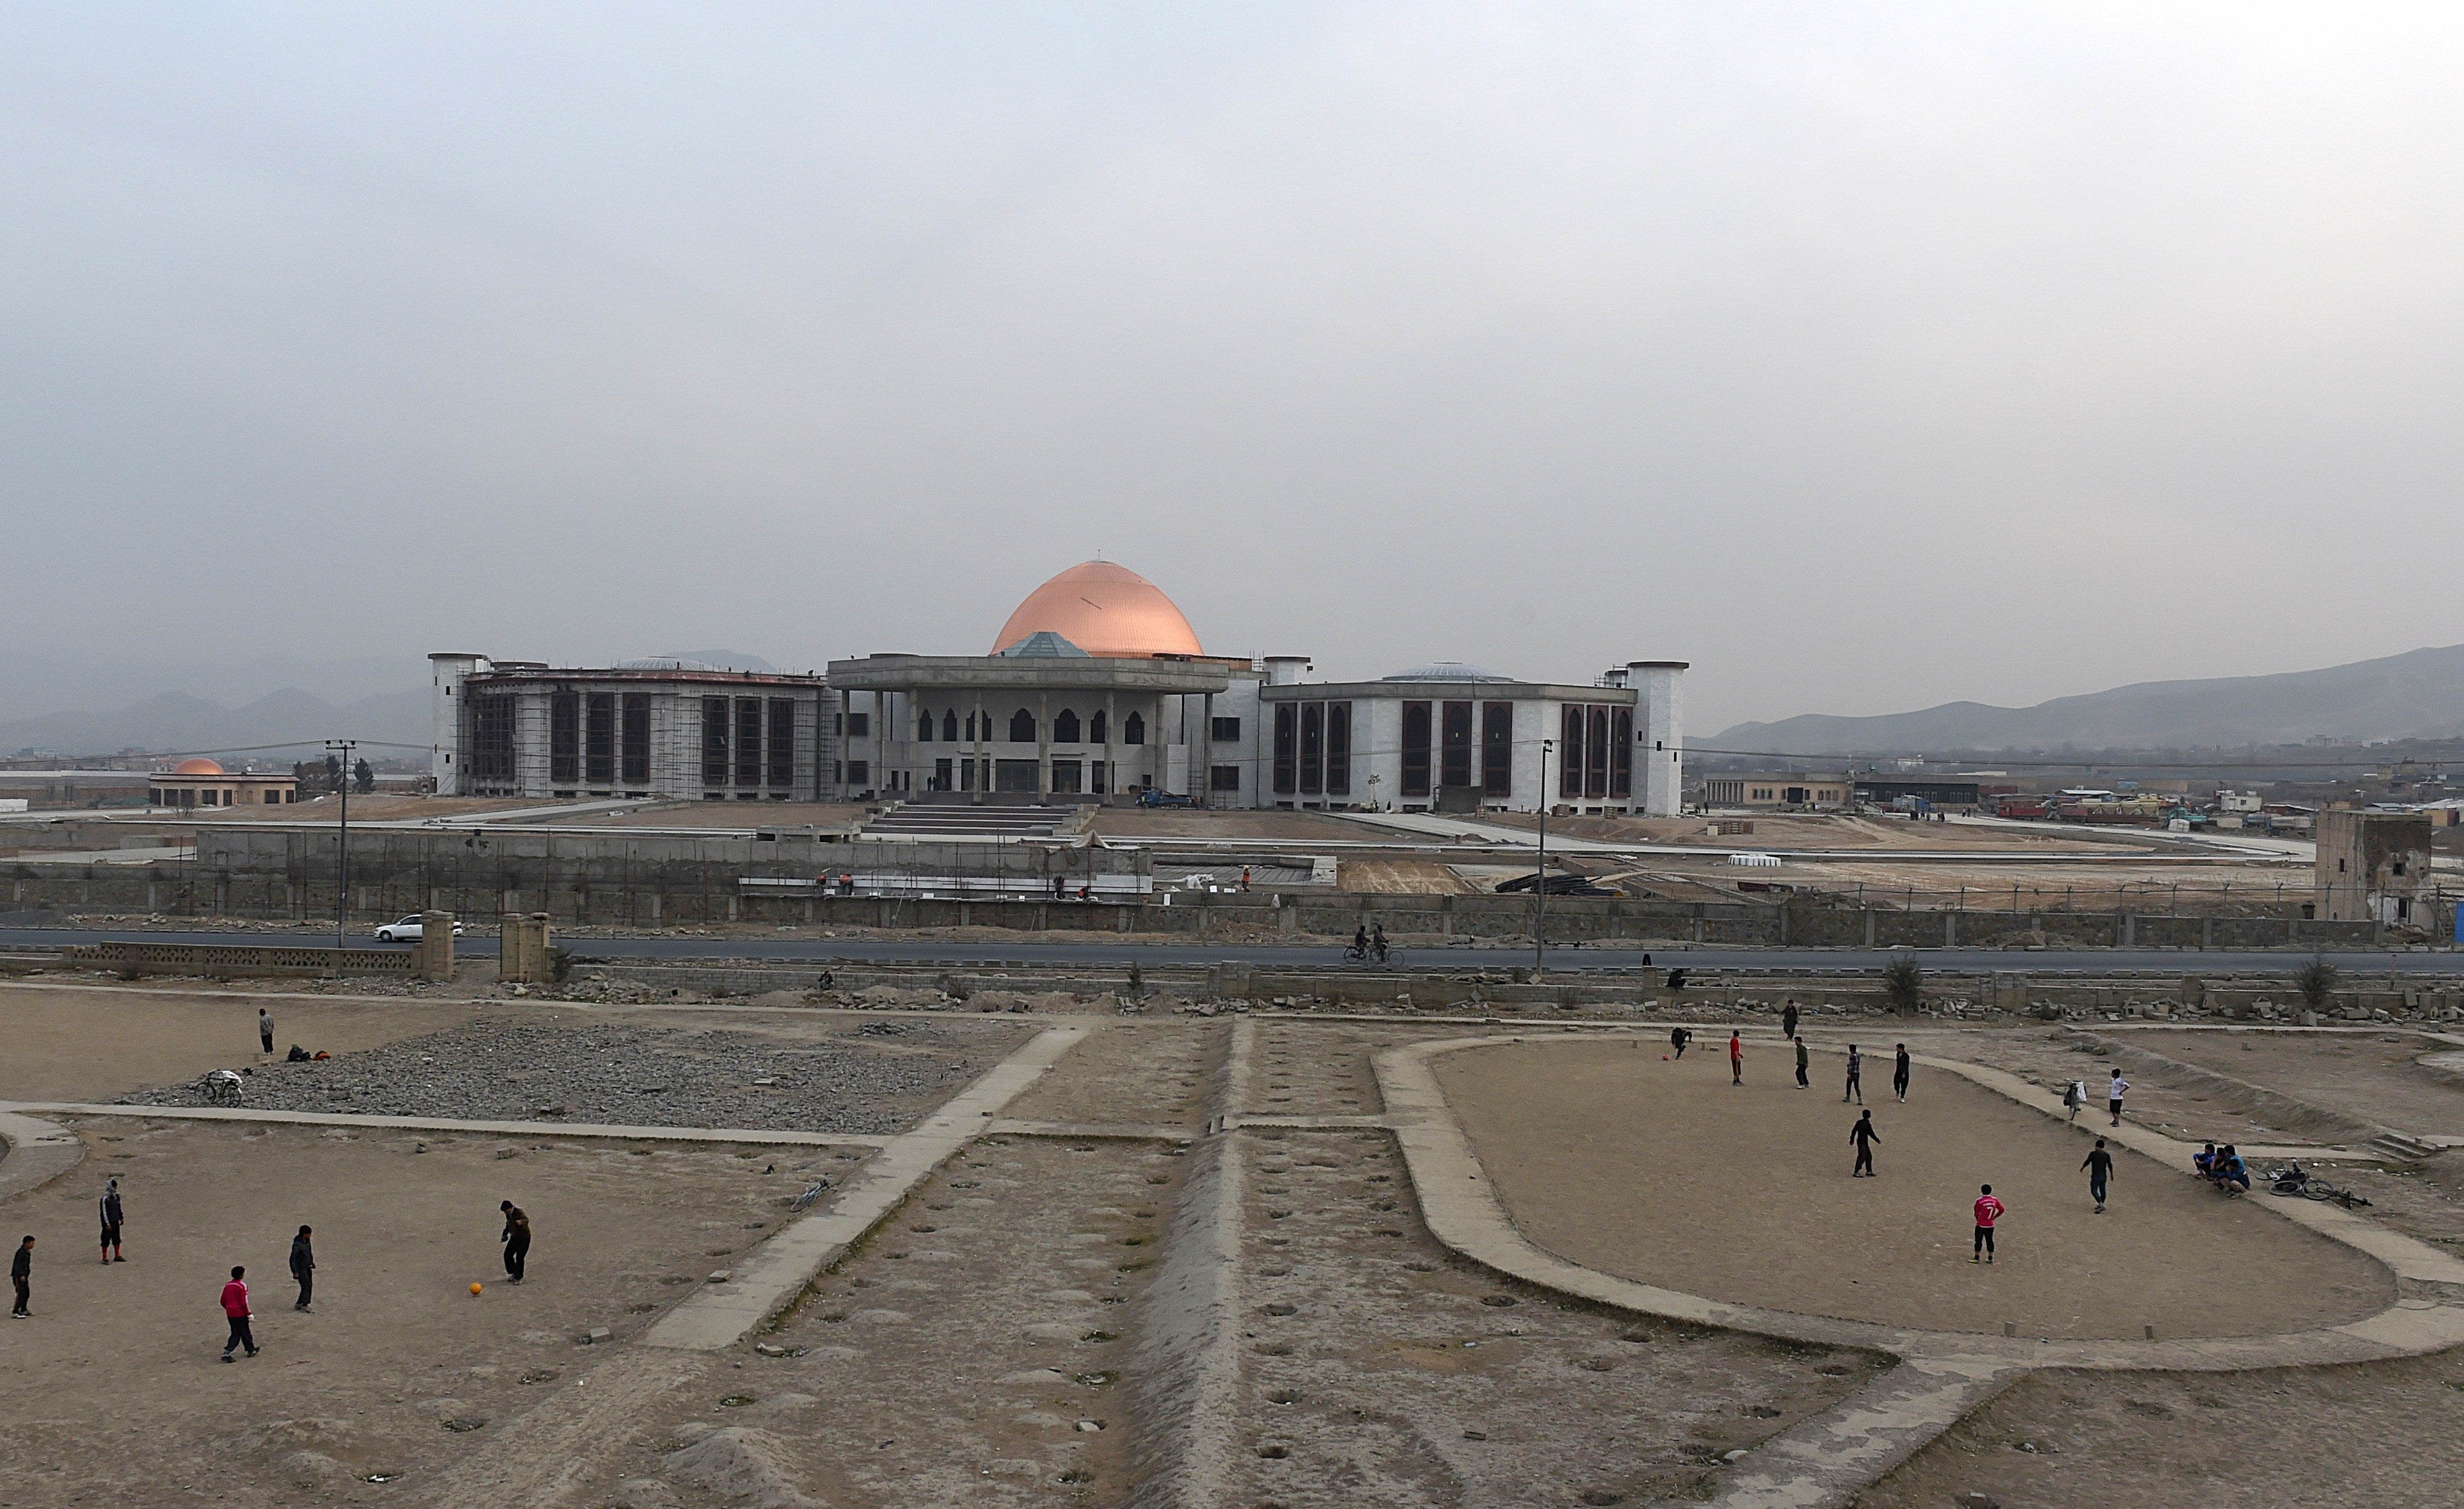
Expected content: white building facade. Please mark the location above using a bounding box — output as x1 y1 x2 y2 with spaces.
430 563 1686 816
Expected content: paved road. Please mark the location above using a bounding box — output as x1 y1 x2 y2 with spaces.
6 925 2460 976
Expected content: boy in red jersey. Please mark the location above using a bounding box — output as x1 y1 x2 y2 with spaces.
1728 1032 1743 1086
1971 1185 2005 1264
219 1265 258 1360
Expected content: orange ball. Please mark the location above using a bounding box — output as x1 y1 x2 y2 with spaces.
469 1282 483 1296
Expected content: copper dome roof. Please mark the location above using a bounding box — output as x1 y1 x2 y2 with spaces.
992 562 1203 658
171 758 226 776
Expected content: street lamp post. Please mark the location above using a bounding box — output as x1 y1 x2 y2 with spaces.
326 738 356 961
1535 738 1554 978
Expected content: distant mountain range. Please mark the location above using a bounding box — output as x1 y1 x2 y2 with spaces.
0 648 792 760
1714 644 2464 756
0 688 433 761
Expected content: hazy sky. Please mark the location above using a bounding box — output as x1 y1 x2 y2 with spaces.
7 4 2463 733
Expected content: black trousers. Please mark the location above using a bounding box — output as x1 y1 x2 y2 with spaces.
504 1239 528 1281
99 1222 121 1253
294 1270 313 1307
1796 1062 1809 1087
1974 1225 1995 1255
1853 1145 1873 1176
1844 1074 1862 1103
261 1032 273 1052
1894 1072 1910 1099
223 1316 257 1355
2089 1173 2108 1204
10 1276 26 1315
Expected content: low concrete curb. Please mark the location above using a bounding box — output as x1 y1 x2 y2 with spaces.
1375 1029 2464 1508
639 1024 1088 1351
1 1100 890 1148
0 1110 85 1204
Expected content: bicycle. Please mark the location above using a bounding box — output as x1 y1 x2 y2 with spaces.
2267 1163 2372 1209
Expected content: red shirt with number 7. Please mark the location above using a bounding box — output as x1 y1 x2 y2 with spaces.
1973 1194 2005 1229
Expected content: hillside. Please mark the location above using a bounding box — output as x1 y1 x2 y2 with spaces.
1714 644 2464 755
0 688 432 760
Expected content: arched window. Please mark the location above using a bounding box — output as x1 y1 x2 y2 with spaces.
1053 708 1082 743
942 710 958 742
1090 709 1107 743
1009 708 1036 743
964 712 975 741
916 710 933 742
1123 711 1145 746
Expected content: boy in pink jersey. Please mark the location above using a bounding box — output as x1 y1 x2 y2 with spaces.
1971 1185 2005 1264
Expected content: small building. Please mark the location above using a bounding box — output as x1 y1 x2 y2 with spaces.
150 758 298 809
2316 809 2434 926
1701 772 1849 809
1852 777 1984 811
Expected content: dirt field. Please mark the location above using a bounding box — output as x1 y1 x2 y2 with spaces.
0 1119 810 1508
0 987 482 1102
1088 809 1367 841
1339 859 1477 894
1000 1021 1214 1127
1435 1037 2392 1339
1862 1353 2464 1509
2129 1029 2464 1137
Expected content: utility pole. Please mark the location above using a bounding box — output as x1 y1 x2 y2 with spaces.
327 738 356 960
1535 738 1554 978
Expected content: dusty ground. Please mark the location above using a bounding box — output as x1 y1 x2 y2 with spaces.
1862 1353 2464 1509
1088 809 1368 841
2128 1028 2464 1137
1930 1026 2359 1147
1000 1021 1214 1127
1436 1037 2392 1338
1223 1126 1881 1507
9 989 2464 1509
551 1135 1181 1509
0 986 483 1102
0 1119 819 1508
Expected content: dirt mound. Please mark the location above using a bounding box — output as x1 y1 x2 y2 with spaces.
663 1425 820 1508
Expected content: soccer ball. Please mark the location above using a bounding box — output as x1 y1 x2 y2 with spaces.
469 1282 483 1296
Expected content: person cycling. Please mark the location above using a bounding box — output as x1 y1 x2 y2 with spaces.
1349 925 1369 960
1371 924 1389 963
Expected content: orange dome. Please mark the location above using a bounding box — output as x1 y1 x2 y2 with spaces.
172 758 226 776
992 561 1204 658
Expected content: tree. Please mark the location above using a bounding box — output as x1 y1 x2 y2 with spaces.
354 758 374 795
2295 954 2338 1013
1881 954 1923 1015
293 759 334 796
324 754 342 791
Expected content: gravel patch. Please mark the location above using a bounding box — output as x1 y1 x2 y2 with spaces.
120 1020 1001 1134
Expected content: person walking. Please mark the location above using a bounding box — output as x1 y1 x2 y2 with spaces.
1892 1044 1912 1103
2063 1080 2086 1123
10 1235 30 1318
1670 1026 1690 1061
2106 1069 2130 1127
1849 1110 1881 1177
1728 1031 1743 1086
1781 1001 1799 1041
289 1225 315 1311
98 1177 125 1264
2082 1139 2115 1213
1843 1045 1864 1105
1794 1036 1810 1089
220 1266 258 1359
499 1201 532 1283
1971 1185 2005 1264
258 1007 274 1055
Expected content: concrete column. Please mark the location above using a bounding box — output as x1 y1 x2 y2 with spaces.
1037 690 1051 799
972 691 988 804
1199 690 1215 808
416 911 455 981
874 690 888 798
1154 695 1168 793
1104 690 1117 803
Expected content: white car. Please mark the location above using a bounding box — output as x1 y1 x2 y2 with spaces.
374 916 466 943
